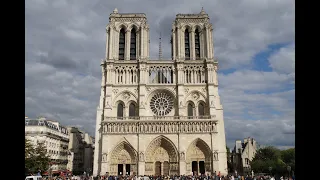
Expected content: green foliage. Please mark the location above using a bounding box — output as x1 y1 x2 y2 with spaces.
25 138 51 174
281 148 295 171
250 146 295 175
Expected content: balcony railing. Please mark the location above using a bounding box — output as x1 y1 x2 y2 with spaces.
102 116 218 134
103 115 216 121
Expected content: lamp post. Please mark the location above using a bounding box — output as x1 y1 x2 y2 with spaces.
268 167 272 176
287 166 291 178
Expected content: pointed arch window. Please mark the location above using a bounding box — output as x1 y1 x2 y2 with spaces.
129 103 136 118
195 29 201 59
185 29 190 60
198 102 205 118
117 102 124 119
119 28 125 60
188 102 194 119
130 28 136 60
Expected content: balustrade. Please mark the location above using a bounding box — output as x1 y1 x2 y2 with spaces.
114 65 138 84
102 116 217 134
148 65 175 84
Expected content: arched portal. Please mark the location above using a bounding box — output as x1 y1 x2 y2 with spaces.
109 141 138 176
186 138 212 175
145 135 179 175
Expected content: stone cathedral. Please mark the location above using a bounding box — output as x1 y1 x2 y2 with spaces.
93 8 228 176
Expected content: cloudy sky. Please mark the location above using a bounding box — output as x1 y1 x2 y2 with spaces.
25 0 295 150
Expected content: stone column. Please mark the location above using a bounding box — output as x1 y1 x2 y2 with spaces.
123 164 126 175
206 27 210 59
190 29 195 60
105 27 109 59
209 25 214 59
126 30 131 60
172 28 176 60
108 28 114 60
161 162 164 175
200 30 205 59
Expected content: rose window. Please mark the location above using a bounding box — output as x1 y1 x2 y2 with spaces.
150 92 174 116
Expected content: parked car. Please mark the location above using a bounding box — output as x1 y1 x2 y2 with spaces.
25 175 42 180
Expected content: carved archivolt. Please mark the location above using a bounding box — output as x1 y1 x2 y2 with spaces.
145 135 178 163
185 90 206 106
109 140 138 164
180 24 204 32
186 138 212 162
112 90 138 106
127 23 140 31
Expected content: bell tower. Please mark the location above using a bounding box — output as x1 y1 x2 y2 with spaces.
105 8 149 61
171 8 214 61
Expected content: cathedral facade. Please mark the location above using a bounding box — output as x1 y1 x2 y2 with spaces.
93 8 228 176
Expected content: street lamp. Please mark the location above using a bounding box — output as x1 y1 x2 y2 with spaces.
287 166 291 178
268 167 272 176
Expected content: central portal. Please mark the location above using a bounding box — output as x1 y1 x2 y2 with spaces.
145 135 179 175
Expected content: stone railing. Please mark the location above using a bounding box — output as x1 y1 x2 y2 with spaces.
104 115 215 121
102 116 218 134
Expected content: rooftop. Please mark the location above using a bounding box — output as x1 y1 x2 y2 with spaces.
25 119 68 135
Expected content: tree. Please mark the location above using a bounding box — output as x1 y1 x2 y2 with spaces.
25 139 51 174
250 146 294 176
25 138 34 159
281 148 295 171
250 146 286 174
226 146 234 173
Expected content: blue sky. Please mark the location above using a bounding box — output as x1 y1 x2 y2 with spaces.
25 0 295 149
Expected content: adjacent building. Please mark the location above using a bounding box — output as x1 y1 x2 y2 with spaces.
25 117 94 174
93 8 228 176
25 117 69 171
67 127 94 175
230 137 258 175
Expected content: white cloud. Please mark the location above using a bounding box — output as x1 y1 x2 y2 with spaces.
269 43 295 74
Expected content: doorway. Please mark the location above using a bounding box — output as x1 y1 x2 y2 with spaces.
199 161 205 174
125 164 131 175
192 161 198 175
155 161 161 176
163 161 169 176
118 164 123 175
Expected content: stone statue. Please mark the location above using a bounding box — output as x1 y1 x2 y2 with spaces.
102 153 107 162
139 152 144 161
180 152 185 161
213 151 218 161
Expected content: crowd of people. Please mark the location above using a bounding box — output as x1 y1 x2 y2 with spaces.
91 174 295 180
34 173 295 180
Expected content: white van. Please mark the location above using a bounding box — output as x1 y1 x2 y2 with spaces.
25 175 43 180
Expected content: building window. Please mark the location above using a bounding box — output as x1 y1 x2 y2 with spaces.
245 158 249 165
119 28 125 60
188 102 194 118
129 103 136 118
130 29 136 60
195 29 200 59
198 102 205 117
185 29 190 60
117 102 124 119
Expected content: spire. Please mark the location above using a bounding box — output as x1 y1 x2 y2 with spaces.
200 7 206 15
159 32 162 60
113 8 118 14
